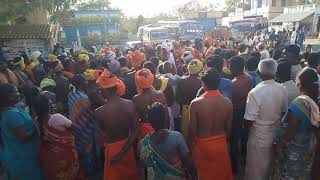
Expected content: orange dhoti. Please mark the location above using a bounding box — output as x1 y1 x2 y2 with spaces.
192 135 233 180
104 138 138 180
138 122 154 141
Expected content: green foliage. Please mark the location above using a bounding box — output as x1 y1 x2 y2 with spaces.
76 0 111 10
0 0 79 24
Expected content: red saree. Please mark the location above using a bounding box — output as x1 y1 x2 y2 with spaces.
138 122 154 141
37 122 81 180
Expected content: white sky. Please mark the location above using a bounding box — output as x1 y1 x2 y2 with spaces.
109 0 225 17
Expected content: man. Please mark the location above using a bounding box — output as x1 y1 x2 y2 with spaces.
223 50 238 80
246 56 262 87
143 61 175 130
244 59 288 180
176 59 203 138
229 56 253 173
239 44 250 63
189 69 233 180
161 42 175 66
303 52 320 85
283 44 302 80
197 55 232 100
117 56 137 100
133 68 167 140
95 70 138 180
257 43 270 60
203 37 215 59
276 61 300 103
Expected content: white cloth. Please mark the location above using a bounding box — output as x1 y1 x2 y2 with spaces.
260 50 270 60
168 53 176 66
244 135 273 180
282 80 300 103
291 64 302 81
290 31 297 45
298 95 320 127
167 107 174 130
48 113 72 131
244 80 288 147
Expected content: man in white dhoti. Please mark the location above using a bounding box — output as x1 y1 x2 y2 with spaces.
244 59 288 180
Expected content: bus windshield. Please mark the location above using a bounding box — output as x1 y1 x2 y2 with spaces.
150 31 169 40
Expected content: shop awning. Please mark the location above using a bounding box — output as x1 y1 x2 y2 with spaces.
270 12 314 23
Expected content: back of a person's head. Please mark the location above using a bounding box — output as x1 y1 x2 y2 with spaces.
143 61 157 75
206 55 224 73
251 51 261 60
239 44 248 53
258 58 278 77
306 52 320 68
214 48 224 57
117 56 128 68
61 58 72 69
147 102 167 130
246 56 260 71
71 74 86 89
298 68 319 104
33 94 50 116
0 83 16 108
201 69 221 90
276 61 291 82
286 45 300 56
272 49 283 61
230 56 245 75
224 50 238 60
150 56 160 67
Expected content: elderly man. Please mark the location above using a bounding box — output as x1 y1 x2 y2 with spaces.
244 59 288 180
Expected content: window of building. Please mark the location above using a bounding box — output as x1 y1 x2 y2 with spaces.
258 0 262 8
272 0 276 7
281 0 286 7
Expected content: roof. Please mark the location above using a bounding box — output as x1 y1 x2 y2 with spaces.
0 24 52 39
143 26 169 31
270 12 314 23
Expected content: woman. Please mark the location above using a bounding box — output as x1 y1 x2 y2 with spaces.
68 74 90 121
272 69 319 179
139 102 196 180
32 94 80 180
0 84 43 180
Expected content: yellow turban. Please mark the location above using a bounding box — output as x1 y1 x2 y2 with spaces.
40 78 56 90
78 54 90 62
48 54 57 62
83 69 102 81
188 59 203 75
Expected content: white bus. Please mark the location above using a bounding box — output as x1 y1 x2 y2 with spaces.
137 26 170 44
158 20 204 41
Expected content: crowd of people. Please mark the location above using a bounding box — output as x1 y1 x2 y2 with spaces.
0 32 319 180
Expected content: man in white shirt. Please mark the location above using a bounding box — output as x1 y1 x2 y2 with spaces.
244 59 288 180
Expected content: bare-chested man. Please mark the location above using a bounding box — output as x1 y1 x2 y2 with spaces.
95 70 139 180
189 69 233 180
176 59 203 139
133 68 167 140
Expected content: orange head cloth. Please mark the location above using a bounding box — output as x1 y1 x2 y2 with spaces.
205 37 214 46
131 50 145 69
100 47 110 54
96 69 126 96
135 68 154 94
192 50 203 60
127 51 133 62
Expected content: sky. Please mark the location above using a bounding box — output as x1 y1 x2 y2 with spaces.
109 0 224 17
